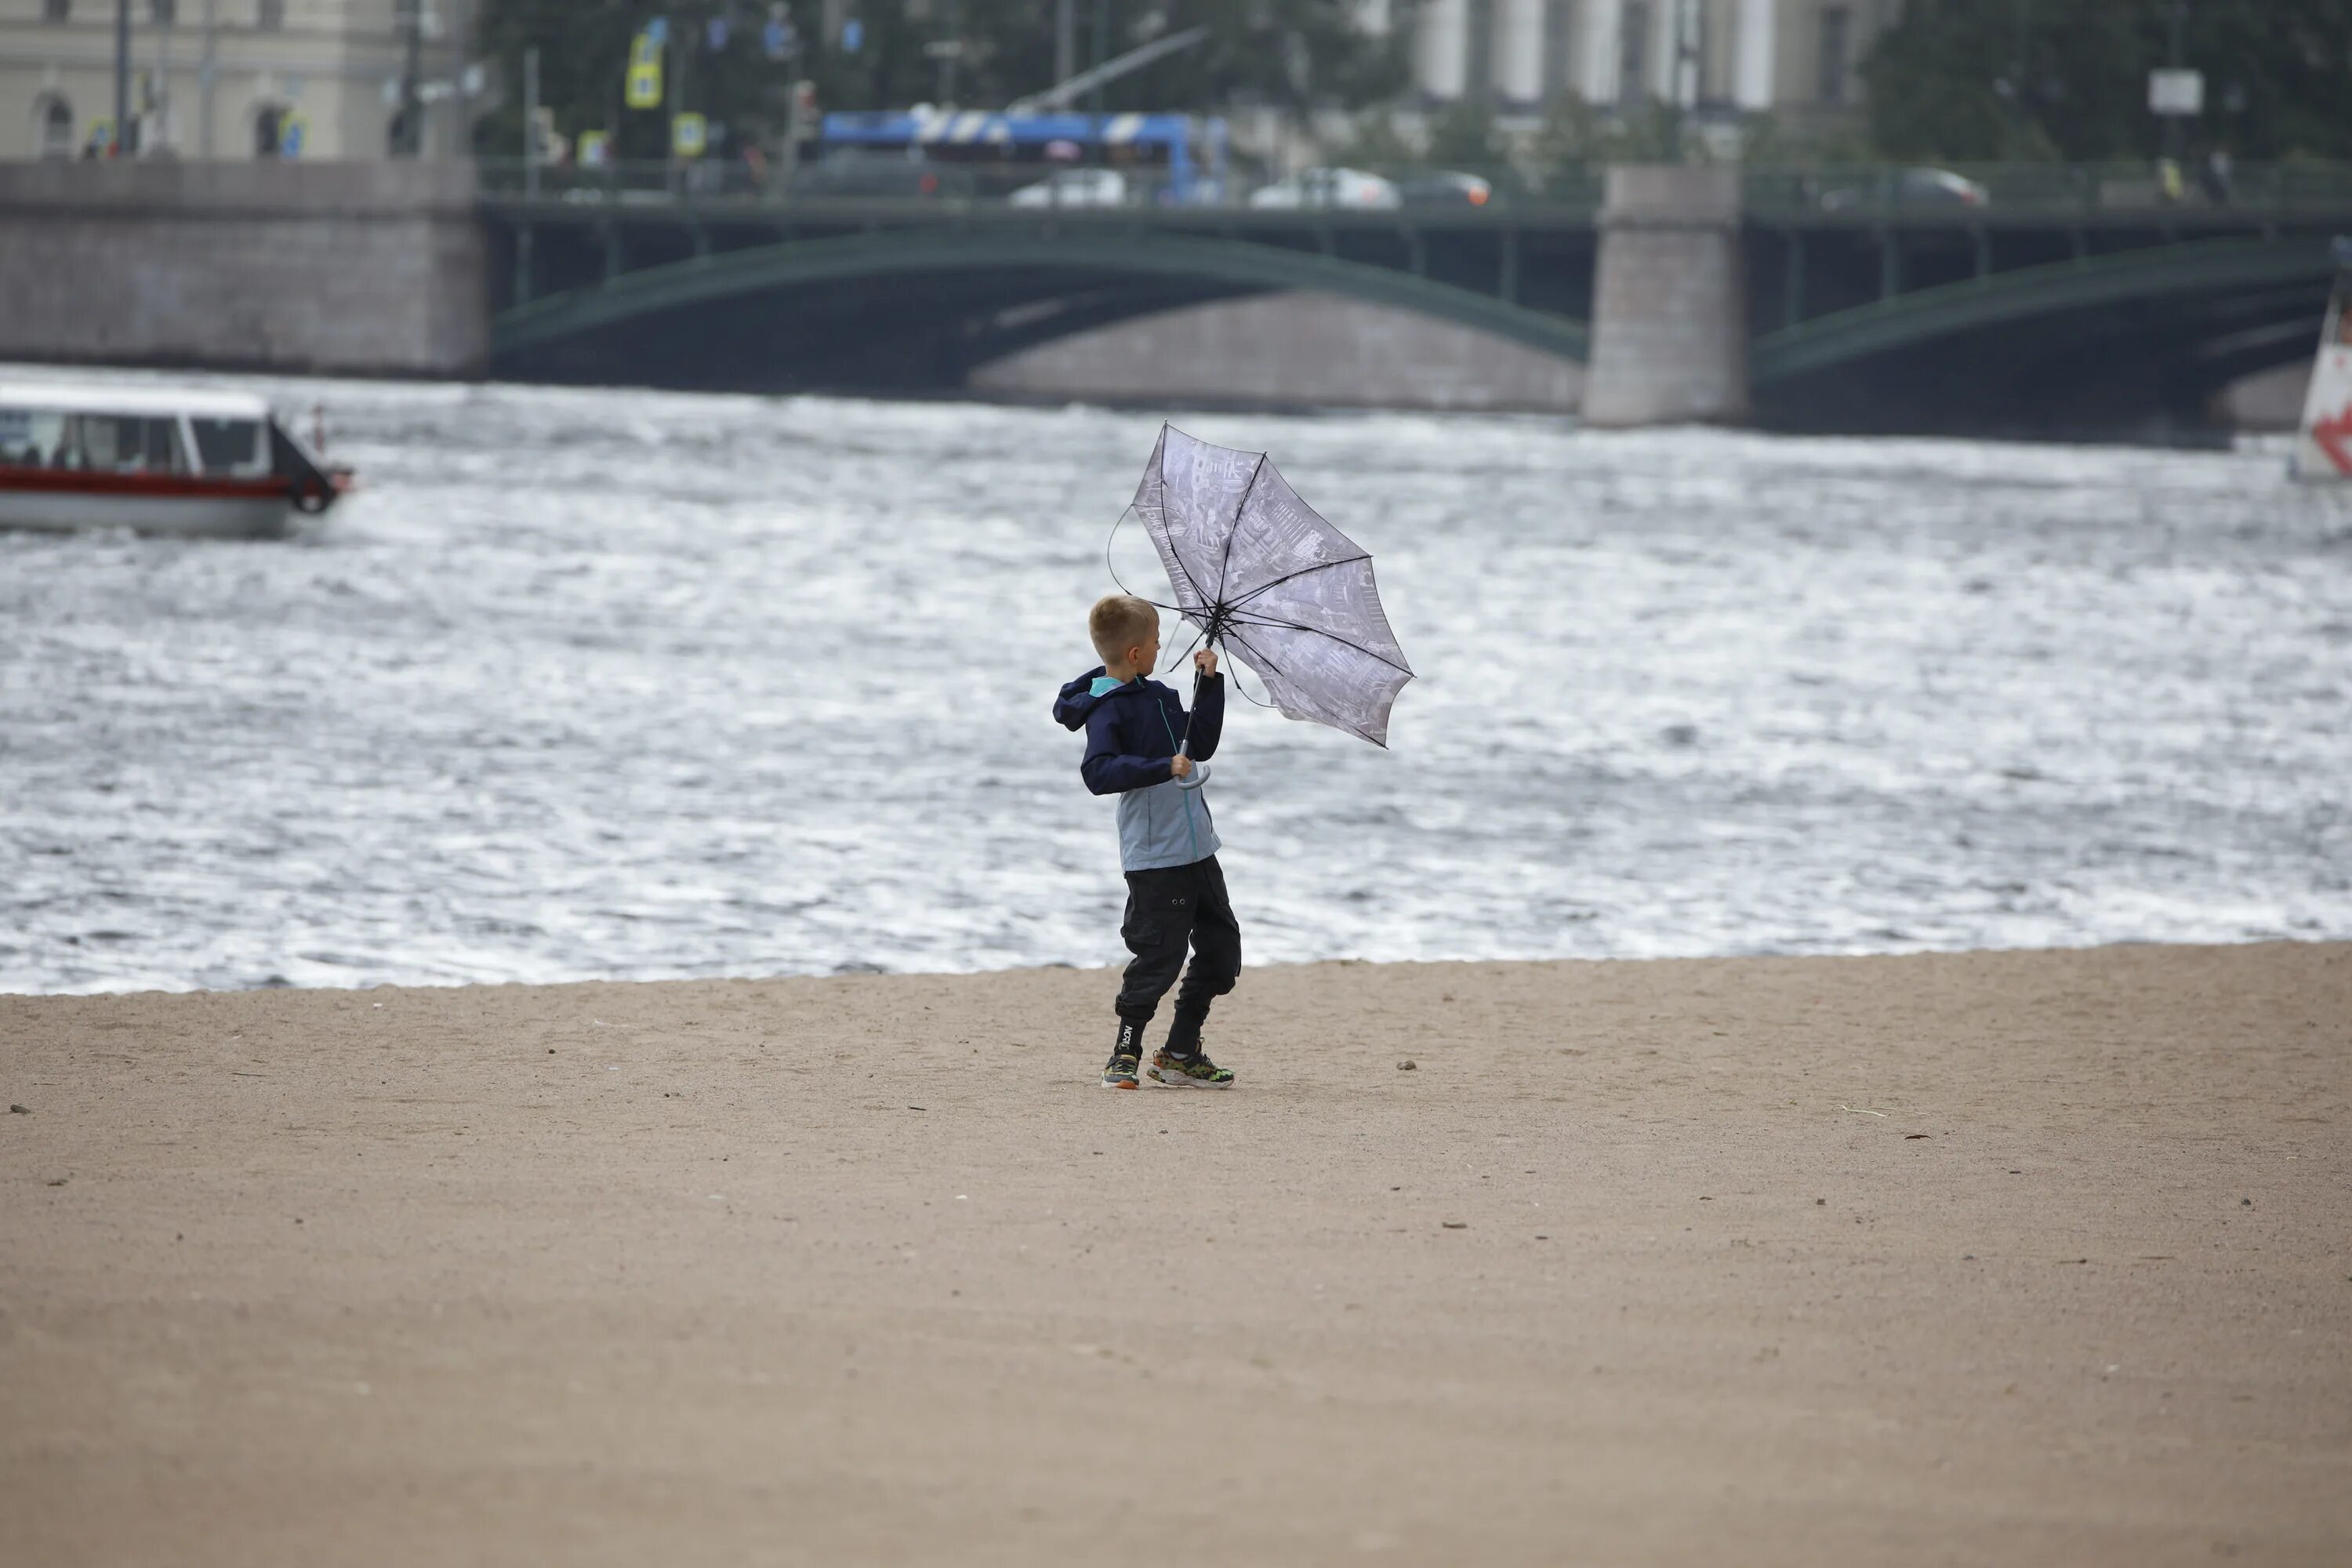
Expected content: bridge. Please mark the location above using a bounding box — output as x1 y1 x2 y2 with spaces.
0 158 2343 435
479 159 2352 434
491 212 1591 391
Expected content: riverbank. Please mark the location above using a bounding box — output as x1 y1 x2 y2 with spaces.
4 942 2347 1564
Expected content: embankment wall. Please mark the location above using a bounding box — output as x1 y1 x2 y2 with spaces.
0 162 486 379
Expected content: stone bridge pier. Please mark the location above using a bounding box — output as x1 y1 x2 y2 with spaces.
1584 165 1748 426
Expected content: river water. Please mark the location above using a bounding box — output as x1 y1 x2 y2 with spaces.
3 370 2348 994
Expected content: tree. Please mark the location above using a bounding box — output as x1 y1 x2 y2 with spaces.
1421 99 1504 169
1862 0 2352 164
472 2 832 159
1326 109 1420 169
1087 0 1416 114
472 0 1420 159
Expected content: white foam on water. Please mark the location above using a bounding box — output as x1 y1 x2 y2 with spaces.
2 371 2348 993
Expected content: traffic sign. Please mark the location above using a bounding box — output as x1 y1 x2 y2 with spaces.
627 31 665 108
2148 69 2204 116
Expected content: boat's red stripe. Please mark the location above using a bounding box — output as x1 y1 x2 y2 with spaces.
0 469 292 500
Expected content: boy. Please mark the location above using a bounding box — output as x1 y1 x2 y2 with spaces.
1053 593 1240 1091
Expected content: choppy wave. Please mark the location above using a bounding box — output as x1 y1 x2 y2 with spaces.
2 369 2348 993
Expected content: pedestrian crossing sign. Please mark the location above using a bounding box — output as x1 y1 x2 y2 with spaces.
626 33 664 109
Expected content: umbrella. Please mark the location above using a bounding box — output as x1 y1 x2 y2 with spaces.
1116 423 1413 748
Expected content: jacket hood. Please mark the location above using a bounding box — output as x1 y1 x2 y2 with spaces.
1054 667 1167 730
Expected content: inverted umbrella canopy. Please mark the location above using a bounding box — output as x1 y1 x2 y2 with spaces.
1125 423 1413 747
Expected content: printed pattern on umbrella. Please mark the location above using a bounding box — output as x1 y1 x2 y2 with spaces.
1124 423 1413 747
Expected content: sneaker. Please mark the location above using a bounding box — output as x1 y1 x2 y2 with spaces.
1102 1021 1143 1090
1148 1047 1235 1089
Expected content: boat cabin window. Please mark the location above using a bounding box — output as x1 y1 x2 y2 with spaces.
0 408 63 468
31 412 192 474
190 416 267 475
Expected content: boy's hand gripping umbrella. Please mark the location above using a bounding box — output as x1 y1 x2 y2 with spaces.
1116 423 1414 749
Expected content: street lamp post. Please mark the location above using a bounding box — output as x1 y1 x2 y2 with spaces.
2164 0 2187 164
1663 0 1699 162
522 46 540 198
1091 0 1109 113
153 1 172 154
113 0 131 156
199 0 216 158
392 0 424 157
930 0 963 103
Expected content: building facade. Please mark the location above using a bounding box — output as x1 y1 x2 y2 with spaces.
1 0 480 162
1406 0 1905 122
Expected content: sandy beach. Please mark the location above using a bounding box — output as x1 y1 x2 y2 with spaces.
2 942 2347 1565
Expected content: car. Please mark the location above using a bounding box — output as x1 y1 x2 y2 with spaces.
1820 166 1989 212
1246 166 1401 211
1007 167 1132 209
791 149 974 199
1393 169 1494 208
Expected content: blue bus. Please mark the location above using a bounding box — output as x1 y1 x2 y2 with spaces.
817 109 1229 205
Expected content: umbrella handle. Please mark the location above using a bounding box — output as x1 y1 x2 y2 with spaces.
1177 641 1213 757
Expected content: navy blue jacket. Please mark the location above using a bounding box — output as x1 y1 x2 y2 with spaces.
1053 667 1225 871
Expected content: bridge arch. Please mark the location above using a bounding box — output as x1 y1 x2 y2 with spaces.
1751 237 2336 434
492 228 1588 388
1755 238 2335 385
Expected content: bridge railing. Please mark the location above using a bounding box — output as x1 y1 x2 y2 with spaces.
472 154 2352 220
479 156 790 205
1742 160 2352 219
474 154 1616 215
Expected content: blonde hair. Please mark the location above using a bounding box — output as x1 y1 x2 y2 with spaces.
1088 593 1160 665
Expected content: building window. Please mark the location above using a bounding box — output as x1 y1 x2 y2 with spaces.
37 96 74 158
257 0 284 28
152 0 176 24
1818 5 1852 106
43 0 71 23
254 103 285 158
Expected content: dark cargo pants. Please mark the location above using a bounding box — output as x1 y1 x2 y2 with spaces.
1114 855 1241 1054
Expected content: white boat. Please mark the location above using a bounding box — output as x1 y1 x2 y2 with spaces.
0 381 351 539
2291 238 2352 482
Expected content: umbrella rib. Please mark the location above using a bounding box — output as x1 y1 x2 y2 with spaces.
1212 455 1269 612
1106 503 1213 630
1157 510 1215 629
1222 608 1416 678
1222 553 1373 613
1222 622 1289 678
1229 621 1384 746
1160 619 1211 676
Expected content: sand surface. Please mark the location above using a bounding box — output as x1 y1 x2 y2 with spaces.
2 943 2347 1565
